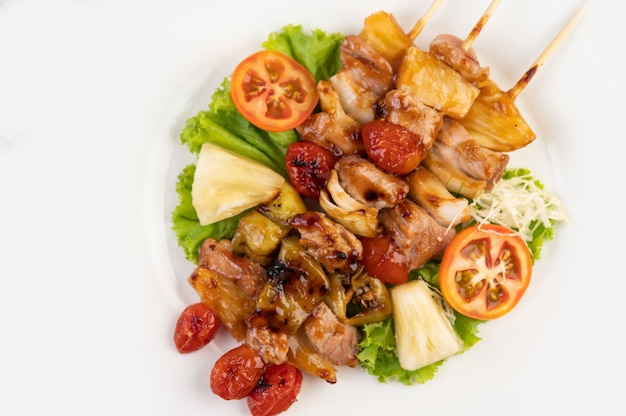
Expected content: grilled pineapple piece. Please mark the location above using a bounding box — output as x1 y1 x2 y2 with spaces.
391 279 463 371
359 11 413 67
396 47 479 119
191 143 285 226
459 78 536 151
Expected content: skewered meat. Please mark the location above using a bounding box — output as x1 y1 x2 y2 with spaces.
301 301 360 367
330 35 394 124
290 211 363 274
245 316 290 365
421 148 487 199
296 80 364 157
429 34 490 83
405 165 471 227
379 200 456 270
335 155 408 210
377 88 443 151
434 117 509 189
198 238 268 298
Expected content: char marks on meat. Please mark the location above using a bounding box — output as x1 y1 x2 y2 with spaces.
301 302 360 367
379 200 456 270
335 155 408 210
198 238 267 298
429 34 490 83
297 80 365 157
434 117 509 189
290 211 363 274
378 88 444 152
329 35 394 124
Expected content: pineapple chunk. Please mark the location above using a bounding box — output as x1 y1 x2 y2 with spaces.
191 143 284 226
391 279 464 371
459 78 536 151
396 47 479 119
359 11 413 67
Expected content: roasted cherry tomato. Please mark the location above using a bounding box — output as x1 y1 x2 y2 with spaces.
439 224 533 320
210 344 265 400
230 49 319 132
247 363 303 416
285 141 337 199
360 235 409 285
361 119 426 175
173 302 220 354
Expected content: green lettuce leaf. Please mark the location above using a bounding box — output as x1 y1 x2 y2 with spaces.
263 24 343 82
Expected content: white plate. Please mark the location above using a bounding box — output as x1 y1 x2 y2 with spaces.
0 0 623 415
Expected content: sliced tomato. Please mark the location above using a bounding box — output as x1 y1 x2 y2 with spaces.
360 235 409 285
439 224 533 320
230 50 319 132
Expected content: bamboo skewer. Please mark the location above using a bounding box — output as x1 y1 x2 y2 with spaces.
462 0 502 50
408 0 444 41
507 2 587 100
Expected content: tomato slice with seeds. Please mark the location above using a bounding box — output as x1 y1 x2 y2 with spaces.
230 50 319 132
439 224 533 320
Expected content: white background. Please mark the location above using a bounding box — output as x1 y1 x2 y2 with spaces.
1 0 623 415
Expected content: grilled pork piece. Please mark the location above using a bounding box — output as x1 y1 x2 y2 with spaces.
335 155 408 210
429 34 490 83
380 200 456 270
330 35 394 124
198 238 267 298
434 117 509 189
302 302 360 367
290 211 363 274
377 88 443 152
297 80 365 157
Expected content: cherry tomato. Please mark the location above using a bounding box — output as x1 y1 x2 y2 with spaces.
247 363 303 416
361 119 426 175
210 344 265 400
173 302 220 354
360 235 409 285
439 224 533 320
285 141 337 199
230 49 319 132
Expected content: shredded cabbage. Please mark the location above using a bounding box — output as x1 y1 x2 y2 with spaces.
468 168 569 258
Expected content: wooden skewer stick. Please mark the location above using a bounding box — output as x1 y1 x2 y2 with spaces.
507 1 587 100
408 0 444 41
462 0 502 50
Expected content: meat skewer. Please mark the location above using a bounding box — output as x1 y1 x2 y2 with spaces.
507 2 587 99
459 2 587 151
462 0 502 50
407 0 445 40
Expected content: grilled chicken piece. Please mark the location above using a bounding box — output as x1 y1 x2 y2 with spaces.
335 155 408 210
301 302 360 367
330 35 394 124
429 34 490 83
434 117 509 189
297 80 364 157
421 148 487 199
406 165 471 227
379 200 456 270
198 238 267 298
245 315 290 365
377 88 444 151
290 211 363 274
